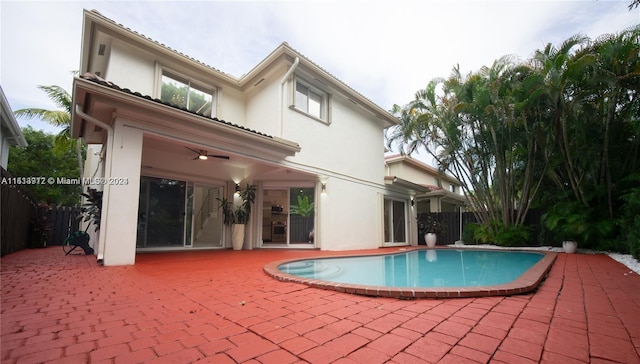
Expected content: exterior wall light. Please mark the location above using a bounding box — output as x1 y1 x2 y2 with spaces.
235 183 241 194
321 182 327 194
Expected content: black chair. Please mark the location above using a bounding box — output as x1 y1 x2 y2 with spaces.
63 231 94 255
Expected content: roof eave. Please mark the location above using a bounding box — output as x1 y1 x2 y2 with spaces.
0 87 27 147
72 76 301 156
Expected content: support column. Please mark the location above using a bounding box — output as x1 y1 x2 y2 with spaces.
99 120 143 266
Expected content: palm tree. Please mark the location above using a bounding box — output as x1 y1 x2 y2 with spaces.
14 85 84 186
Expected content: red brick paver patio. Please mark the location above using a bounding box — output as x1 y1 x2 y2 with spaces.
1 247 639 363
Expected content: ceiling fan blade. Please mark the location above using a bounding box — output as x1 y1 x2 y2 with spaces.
185 146 200 154
192 156 200 160
211 155 230 160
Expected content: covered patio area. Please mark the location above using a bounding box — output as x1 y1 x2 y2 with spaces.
1 247 639 363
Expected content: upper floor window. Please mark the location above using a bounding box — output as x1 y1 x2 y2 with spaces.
161 71 215 117
449 185 456 193
294 79 329 121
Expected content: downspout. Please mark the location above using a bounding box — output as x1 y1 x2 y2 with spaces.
279 57 299 137
75 105 114 265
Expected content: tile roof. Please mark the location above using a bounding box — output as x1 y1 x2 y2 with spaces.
80 73 274 139
89 10 231 78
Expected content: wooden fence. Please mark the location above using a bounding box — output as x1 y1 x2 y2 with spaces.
1 167 82 256
1 167 37 256
417 209 544 246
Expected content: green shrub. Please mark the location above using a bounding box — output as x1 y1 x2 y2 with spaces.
462 223 481 245
472 221 532 247
620 184 640 259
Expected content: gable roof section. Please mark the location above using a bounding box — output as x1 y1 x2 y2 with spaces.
1 86 27 147
385 154 462 186
82 9 398 128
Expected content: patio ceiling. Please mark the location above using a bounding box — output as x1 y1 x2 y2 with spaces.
141 134 315 183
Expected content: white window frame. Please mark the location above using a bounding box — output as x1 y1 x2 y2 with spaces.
291 77 331 124
159 69 217 117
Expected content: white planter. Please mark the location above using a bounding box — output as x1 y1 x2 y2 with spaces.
231 224 245 250
563 240 578 254
425 233 437 248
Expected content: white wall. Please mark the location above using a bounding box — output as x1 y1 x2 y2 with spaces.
282 81 386 183
105 40 157 95
317 178 379 250
99 119 143 265
245 67 283 137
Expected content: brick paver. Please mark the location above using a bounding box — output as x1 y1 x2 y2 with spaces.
1 247 639 363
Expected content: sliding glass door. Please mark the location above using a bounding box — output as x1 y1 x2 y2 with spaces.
384 197 407 244
261 186 315 246
189 185 223 247
137 176 186 248
137 176 224 249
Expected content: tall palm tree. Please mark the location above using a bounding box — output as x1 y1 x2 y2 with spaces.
14 85 84 185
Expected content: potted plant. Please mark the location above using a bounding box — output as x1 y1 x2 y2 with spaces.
218 183 256 250
420 215 447 247
30 202 53 248
290 194 315 243
542 202 587 254
80 187 103 232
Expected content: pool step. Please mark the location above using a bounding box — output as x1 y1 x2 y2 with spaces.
279 261 343 279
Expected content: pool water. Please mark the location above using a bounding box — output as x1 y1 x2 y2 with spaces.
277 249 544 288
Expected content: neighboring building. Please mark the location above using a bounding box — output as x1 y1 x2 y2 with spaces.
385 155 466 214
72 10 426 265
0 86 28 169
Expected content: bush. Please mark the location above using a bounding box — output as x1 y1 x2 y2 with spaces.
620 183 640 259
472 221 532 247
462 223 481 245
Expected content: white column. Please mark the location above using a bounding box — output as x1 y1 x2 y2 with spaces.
99 120 143 266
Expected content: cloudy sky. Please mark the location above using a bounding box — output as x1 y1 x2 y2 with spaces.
1 0 638 138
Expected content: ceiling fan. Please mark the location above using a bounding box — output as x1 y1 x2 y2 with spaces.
185 147 230 160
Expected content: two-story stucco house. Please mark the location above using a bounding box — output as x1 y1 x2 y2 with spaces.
71 10 423 265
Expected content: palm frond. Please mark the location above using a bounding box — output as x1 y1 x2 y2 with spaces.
37 85 72 113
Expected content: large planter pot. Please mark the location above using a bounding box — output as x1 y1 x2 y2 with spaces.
231 224 245 250
563 240 578 254
425 233 437 248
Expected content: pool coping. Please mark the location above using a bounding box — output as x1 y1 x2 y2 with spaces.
263 247 558 299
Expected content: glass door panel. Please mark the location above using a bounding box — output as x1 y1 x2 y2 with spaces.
289 187 315 244
137 176 186 248
191 185 223 247
262 189 288 244
384 197 407 244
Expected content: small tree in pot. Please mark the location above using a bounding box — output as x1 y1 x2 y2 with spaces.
218 183 256 250
420 215 447 247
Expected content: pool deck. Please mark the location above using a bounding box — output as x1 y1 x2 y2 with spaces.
1 246 639 363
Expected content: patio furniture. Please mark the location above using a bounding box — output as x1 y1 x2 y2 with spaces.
63 230 94 255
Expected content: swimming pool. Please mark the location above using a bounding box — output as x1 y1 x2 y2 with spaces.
264 248 557 299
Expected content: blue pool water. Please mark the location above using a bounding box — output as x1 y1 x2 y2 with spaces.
277 249 544 288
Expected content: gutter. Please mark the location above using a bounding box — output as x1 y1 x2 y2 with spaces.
280 57 299 137
75 104 114 265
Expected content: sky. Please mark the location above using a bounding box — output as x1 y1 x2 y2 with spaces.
1 0 638 150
